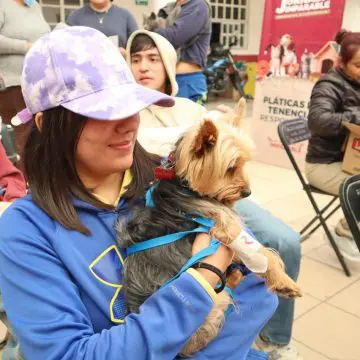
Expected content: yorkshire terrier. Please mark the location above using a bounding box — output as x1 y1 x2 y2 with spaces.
116 99 302 357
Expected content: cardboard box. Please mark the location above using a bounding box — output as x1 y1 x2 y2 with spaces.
342 122 360 174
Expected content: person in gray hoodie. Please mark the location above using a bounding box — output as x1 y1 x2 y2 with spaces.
154 0 211 105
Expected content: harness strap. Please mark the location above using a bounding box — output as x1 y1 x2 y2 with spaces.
126 186 224 290
126 225 212 256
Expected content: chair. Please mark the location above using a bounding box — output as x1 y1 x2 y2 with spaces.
0 123 19 165
339 174 360 253
278 118 350 276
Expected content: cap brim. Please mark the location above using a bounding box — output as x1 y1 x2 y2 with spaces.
61 83 174 121
11 108 33 126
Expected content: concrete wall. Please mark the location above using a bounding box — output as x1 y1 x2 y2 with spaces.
232 0 265 57
113 0 154 28
342 0 360 31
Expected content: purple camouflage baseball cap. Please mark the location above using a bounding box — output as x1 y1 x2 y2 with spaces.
11 26 174 126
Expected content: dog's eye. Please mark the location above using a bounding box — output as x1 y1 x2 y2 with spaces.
227 166 237 175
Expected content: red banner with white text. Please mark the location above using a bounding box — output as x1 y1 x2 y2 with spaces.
252 0 346 170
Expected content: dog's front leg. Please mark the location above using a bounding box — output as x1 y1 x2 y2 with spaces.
211 220 302 298
211 220 269 273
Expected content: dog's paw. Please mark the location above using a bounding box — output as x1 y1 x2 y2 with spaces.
271 282 302 298
226 268 244 289
264 265 302 298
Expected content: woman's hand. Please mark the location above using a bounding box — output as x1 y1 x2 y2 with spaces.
192 233 234 288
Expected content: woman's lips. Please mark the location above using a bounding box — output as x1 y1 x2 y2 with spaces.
108 140 132 151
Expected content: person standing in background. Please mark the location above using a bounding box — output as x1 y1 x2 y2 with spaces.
0 0 50 171
67 0 138 56
154 0 211 105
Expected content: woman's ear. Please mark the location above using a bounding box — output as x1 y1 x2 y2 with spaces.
35 112 43 131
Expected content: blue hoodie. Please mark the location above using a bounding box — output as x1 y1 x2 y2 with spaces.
0 195 277 360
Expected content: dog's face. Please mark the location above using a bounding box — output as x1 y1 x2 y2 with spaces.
175 117 252 205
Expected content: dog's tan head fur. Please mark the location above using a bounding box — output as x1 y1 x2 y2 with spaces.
175 110 252 205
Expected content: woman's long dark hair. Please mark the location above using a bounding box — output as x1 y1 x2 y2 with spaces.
24 106 159 235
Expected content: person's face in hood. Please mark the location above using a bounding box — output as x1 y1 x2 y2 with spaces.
130 46 167 94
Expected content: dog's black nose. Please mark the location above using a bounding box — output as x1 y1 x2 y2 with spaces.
241 189 251 198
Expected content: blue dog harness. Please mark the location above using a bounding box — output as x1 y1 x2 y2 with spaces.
124 189 267 357
126 188 222 285
125 187 241 316
126 187 232 286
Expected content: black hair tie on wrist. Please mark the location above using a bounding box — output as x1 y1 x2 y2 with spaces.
192 262 227 294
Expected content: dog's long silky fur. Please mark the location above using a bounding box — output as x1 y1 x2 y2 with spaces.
116 137 249 355
116 180 233 357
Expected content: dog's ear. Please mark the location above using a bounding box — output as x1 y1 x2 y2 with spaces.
149 12 157 20
232 97 246 128
193 120 218 157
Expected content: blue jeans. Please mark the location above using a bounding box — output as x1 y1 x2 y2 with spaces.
176 72 208 105
234 199 301 346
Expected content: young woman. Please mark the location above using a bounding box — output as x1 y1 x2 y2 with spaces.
305 29 360 262
0 26 277 360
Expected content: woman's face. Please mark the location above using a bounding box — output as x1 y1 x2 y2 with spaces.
343 49 360 83
75 114 140 179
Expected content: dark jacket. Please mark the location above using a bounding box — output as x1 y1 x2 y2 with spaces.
306 68 360 164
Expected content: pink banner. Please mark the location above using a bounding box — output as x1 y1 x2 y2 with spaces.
257 0 346 80
252 0 346 170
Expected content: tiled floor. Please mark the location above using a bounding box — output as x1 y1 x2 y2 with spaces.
209 98 360 359
246 160 360 360
1 100 360 359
